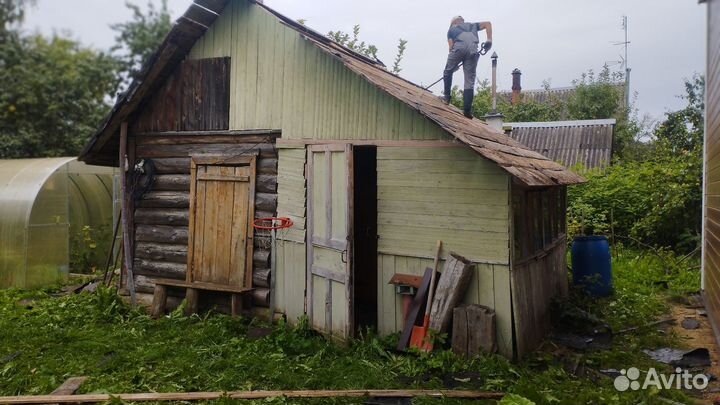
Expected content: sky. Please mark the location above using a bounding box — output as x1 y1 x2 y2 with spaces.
23 0 707 122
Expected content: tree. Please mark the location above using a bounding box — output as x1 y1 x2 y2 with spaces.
327 25 407 73
0 0 34 42
566 66 624 120
0 34 119 158
567 76 704 253
654 74 704 154
111 0 172 87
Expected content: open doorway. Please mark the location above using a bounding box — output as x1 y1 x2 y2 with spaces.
353 146 378 332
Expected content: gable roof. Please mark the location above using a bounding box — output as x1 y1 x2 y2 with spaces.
506 119 615 169
79 0 584 187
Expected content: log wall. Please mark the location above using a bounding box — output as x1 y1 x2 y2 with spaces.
129 133 278 307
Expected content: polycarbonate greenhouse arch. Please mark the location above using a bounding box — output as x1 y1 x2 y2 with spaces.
0 158 114 288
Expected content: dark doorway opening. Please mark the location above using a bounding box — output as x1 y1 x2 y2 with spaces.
353 146 378 332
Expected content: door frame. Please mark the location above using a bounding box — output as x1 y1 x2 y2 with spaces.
306 144 354 337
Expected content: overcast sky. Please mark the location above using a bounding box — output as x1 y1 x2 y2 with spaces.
23 0 707 122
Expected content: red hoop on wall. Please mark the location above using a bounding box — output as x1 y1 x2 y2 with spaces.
252 217 294 230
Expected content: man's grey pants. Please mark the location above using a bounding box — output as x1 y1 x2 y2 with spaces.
443 45 479 90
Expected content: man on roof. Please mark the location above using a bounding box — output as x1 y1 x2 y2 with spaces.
440 16 492 118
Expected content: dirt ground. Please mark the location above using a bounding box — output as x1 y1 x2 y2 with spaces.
670 302 720 403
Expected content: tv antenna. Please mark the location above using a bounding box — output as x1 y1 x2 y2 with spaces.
611 16 631 109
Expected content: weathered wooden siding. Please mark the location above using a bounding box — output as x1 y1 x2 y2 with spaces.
376 147 510 262
275 240 306 322
130 134 278 307
187 0 449 141
133 58 230 133
375 146 513 357
511 238 568 358
704 0 720 338
274 147 307 319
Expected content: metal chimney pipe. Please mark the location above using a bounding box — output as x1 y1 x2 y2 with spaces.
491 52 498 113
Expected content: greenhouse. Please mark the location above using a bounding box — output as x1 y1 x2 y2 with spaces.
0 158 115 288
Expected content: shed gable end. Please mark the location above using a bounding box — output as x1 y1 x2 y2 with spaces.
186 0 451 142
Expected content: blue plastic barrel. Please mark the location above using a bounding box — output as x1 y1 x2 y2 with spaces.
571 235 612 296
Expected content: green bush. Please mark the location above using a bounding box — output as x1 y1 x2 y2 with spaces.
568 149 701 252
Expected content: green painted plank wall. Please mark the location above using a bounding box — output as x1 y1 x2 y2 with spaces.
376 146 510 263
188 0 449 141
375 146 513 357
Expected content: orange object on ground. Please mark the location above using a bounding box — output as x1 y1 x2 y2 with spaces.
409 240 442 352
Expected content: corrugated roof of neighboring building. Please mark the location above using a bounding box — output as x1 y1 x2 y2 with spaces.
79 0 584 187
505 119 616 169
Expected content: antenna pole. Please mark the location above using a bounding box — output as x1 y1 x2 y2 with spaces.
623 15 631 112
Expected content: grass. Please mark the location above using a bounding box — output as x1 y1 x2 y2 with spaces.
0 248 703 405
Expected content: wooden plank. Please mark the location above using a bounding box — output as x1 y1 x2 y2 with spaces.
119 122 136 305
344 143 354 338
467 305 497 355
451 306 469 356
151 284 168 318
50 377 88 396
153 278 253 294
187 161 200 282
325 151 332 243
134 259 186 279
428 253 474 333
135 209 189 226
185 288 199 315
377 173 508 190
135 135 275 145
137 143 275 159
377 186 508 205
213 166 236 284
245 158 257 289
151 158 191 174
134 130 281 138
306 149 315 324
197 173 249 182
311 266 346 283
379 254 396 335
493 265 513 358
276 140 461 148
377 146 477 161
378 213 508 233
0 390 504 404
137 192 190 208
136 243 187 264
135 225 188 245
229 165 250 287
198 165 220 282
150 175 190 191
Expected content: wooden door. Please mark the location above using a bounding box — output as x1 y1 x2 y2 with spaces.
307 145 353 338
187 155 256 288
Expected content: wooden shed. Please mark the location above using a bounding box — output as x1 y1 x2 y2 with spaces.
79 0 584 359
701 0 720 343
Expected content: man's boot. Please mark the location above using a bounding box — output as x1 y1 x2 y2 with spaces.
440 75 452 104
463 89 474 118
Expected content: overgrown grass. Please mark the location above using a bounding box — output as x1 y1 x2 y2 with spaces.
0 249 702 404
